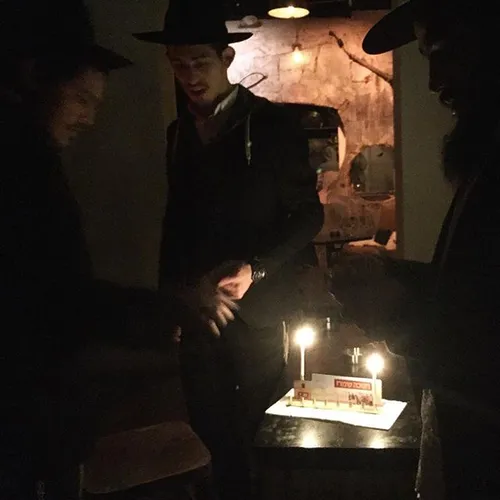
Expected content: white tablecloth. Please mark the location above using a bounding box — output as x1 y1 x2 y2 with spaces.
266 389 407 430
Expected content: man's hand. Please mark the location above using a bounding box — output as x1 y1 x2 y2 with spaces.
177 275 238 337
217 263 253 300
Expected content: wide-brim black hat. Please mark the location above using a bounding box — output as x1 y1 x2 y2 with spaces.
1 0 132 70
134 28 252 45
363 0 485 56
362 1 416 55
78 44 133 71
133 0 252 45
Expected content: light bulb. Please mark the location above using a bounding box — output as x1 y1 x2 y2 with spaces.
292 45 304 64
268 4 309 19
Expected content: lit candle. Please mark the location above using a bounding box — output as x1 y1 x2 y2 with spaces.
366 353 384 410
295 325 315 380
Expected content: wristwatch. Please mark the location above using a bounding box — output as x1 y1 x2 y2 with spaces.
250 258 267 283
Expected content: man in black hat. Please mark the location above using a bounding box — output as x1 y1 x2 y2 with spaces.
134 1 323 498
0 0 132 147
0 1 169 499
331 1 500 498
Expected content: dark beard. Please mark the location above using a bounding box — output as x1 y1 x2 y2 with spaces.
442 109 500 184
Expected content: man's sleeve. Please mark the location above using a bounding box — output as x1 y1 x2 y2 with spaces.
158 120 186 288
257 115 324 276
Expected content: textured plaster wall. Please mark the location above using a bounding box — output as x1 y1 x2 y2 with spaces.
227 12 394 239
227 11 393 174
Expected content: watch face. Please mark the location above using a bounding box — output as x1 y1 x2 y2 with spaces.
253 267 266 282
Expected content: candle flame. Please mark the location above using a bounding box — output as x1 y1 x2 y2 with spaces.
295 325 315 348
366 353 384 375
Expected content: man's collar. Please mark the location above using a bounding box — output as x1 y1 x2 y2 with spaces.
213 85 238 116
188 85 239 121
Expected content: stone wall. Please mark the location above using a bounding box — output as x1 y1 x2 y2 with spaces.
227 11 393 218
228 11 392 162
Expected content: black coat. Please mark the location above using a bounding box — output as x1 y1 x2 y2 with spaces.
339 138 500 494
395 163 500 495
159 85 324 328
386 166 500 407
1 100 91 385
0 98 98 488
0 97 165 485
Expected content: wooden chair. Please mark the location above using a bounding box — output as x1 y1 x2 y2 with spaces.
83 421 213 499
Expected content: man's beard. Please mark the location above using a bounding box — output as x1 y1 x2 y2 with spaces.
440 69 500 184
442 104 500 185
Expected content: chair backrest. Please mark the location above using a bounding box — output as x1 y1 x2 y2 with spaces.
83 422 210 494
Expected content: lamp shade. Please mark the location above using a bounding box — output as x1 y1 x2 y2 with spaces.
268 0 309 19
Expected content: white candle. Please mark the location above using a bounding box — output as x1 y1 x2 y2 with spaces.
295 325 315 381
300 344 306 380
372 372 377 409
366 353 384 410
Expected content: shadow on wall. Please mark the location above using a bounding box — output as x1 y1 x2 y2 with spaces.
64 0 175 288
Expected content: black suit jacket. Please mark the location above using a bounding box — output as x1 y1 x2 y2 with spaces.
159 85 324 328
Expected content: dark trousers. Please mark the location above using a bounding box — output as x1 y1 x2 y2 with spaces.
180 316 288 500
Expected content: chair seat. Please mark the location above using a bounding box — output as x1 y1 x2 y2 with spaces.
84 421 211 494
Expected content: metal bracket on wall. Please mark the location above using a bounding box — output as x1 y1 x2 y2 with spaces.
329 30 393 87
239 72 269 90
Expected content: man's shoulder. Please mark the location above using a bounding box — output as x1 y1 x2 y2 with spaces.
249 95 302 133
166 118 180 133
246 91 285 116
166 118 182 144
0 107 49 168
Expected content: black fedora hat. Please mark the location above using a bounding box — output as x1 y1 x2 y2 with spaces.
362 0 416 55
1 0 132 70
71 44 133 71
134 0 252 45
362 0 484 56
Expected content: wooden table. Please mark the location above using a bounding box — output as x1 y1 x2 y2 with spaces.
253 324 421 500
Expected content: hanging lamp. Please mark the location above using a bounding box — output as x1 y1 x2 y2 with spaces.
268 0 309 19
